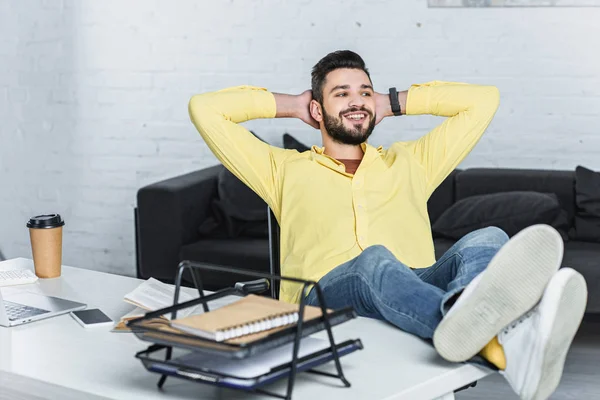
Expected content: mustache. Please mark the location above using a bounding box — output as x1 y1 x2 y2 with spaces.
339 106 373 118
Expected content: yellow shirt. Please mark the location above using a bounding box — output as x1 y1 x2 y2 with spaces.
189 81 500 303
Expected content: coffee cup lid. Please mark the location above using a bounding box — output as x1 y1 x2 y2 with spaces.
26 214 65 229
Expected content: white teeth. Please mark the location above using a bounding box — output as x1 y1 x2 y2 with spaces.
346 114 364 120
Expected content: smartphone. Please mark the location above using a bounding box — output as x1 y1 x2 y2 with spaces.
70 309 114 328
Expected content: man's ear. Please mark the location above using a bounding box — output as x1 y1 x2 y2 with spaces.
310 99 323 122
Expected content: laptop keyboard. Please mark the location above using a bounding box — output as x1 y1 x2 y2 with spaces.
4 301 49 321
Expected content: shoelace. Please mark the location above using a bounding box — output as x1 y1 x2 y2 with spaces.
501 307 537 336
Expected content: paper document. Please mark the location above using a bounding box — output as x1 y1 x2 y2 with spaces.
175 336 331 379
124 277 195 315
113 278 202 332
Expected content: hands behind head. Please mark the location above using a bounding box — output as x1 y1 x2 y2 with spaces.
374 92 391 125
298 90 388 130
297 90 320 129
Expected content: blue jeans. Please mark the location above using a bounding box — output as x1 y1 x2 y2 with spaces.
305 227 510 340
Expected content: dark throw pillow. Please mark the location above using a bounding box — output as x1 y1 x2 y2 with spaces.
572 166 600 243
283 133 310 152
214 167 267 221
198 131 269 238
432 191 566 240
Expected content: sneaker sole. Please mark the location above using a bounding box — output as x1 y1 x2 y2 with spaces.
528 269 587 400
433 224 563 362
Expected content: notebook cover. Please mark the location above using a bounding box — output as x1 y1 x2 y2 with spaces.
132 307 356 359
170 294 322 336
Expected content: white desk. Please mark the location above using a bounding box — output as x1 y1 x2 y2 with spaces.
0 258 492 400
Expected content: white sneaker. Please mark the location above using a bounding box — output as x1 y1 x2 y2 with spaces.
500 267 587 400
433 224 563 362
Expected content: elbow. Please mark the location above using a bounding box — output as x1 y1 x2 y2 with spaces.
188 94 213 125
188 94 206 117
468 85 500 121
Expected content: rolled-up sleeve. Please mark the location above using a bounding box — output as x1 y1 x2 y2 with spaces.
400 81 500 197
189 85 290 211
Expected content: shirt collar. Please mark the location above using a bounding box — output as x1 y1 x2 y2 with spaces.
310 142 383 172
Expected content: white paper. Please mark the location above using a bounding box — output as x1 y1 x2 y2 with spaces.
122 277 197 319
120 306 147 320
175 337 331 379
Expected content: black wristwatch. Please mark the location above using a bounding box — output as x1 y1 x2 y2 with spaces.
388 87 402 116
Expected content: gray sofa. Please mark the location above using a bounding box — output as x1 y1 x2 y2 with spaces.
136 167 600 314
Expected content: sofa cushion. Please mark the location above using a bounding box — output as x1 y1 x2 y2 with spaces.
432 191 563 239
197 169 269 239
283 133 311 152
563 240 600 313
215 131 268 221
572 166 600 243
180 238 270 291
216 166 267 221
197 132 269 239
428 170 460 225
433 238 456 260
455 169 576 223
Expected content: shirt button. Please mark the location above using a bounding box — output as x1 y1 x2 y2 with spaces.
359 236 365 241
358 204 364 209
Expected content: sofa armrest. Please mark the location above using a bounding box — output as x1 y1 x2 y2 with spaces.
136 164 223 281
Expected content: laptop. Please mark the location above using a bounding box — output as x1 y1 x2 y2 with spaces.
0 288 86 327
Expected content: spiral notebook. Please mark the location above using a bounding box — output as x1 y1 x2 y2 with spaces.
170 294 324 342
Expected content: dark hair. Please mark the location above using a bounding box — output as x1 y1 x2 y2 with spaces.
311 50 371 104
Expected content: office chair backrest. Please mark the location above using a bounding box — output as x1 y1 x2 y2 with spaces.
267 206 280 299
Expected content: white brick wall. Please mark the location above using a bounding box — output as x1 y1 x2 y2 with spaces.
1 0 599 276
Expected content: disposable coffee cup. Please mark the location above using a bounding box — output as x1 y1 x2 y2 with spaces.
26 214 65 278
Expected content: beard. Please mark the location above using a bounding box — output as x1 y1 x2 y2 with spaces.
322 105 376 146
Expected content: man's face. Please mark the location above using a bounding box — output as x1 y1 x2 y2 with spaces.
320 68 376 145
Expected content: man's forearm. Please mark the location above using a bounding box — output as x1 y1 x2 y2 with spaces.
378 90 408 118
405 81 499 117
273 93 301 119
273 91 318 129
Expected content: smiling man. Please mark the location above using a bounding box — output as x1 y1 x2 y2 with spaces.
189 50 587 400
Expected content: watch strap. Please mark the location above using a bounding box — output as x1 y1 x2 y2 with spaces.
388 87 402 116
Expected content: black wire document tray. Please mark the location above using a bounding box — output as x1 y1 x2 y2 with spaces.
130 306 357 359
136 338 363 393
128 261 364 400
